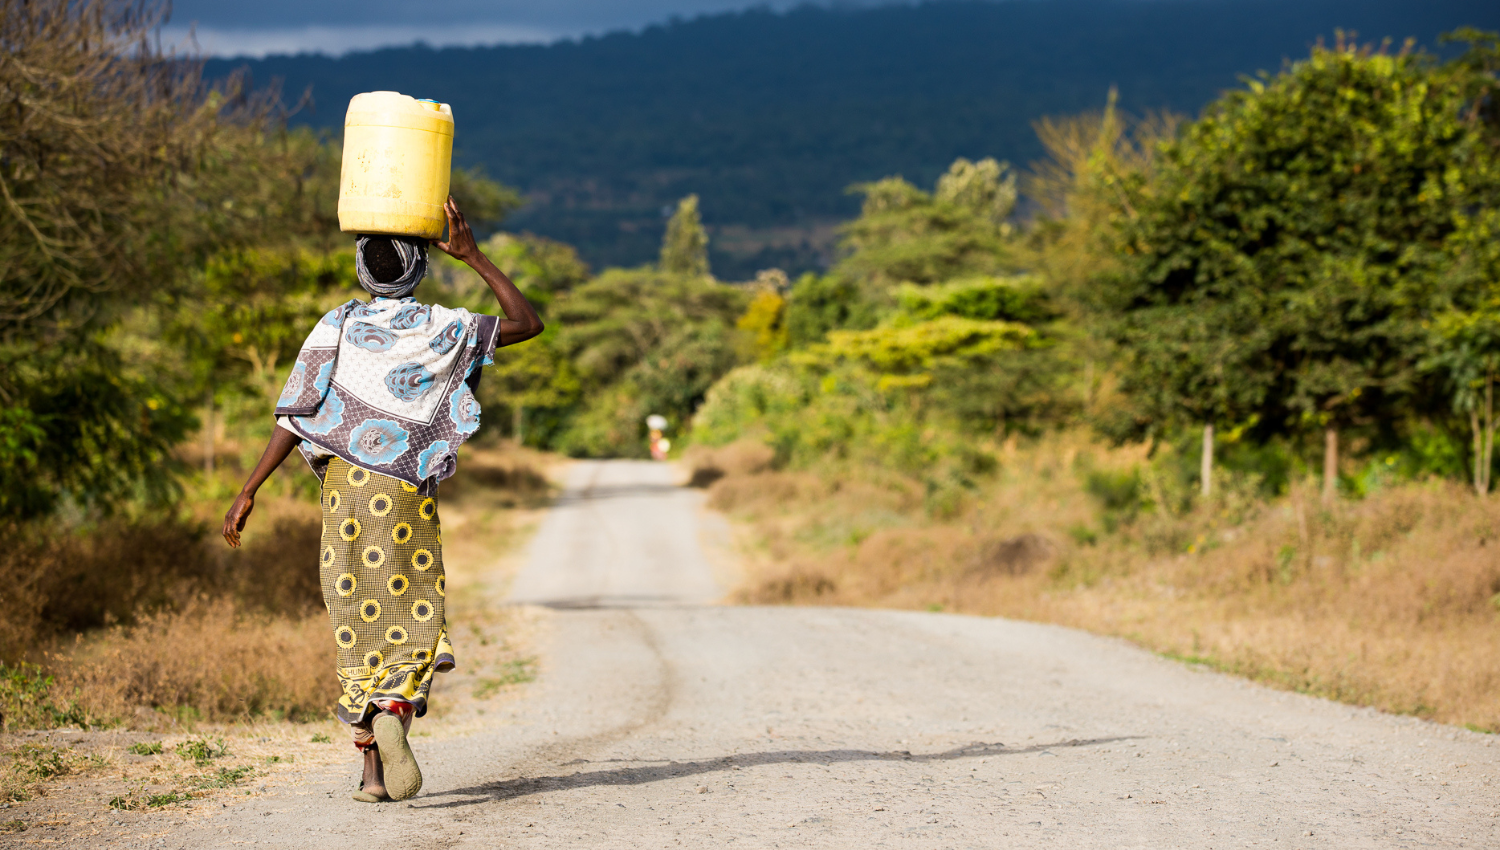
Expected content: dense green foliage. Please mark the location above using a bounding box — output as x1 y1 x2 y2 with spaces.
1099 40 1500 450
8 1 1500 528
690 160 1071 512
0 2 532 519
0 1 348 519
207 0 1500 277
692 32 1500 505
430 201 749 458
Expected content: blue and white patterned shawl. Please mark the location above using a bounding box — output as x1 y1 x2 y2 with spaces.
274 297 499 490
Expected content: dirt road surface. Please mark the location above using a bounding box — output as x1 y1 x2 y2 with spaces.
159 460 1499 848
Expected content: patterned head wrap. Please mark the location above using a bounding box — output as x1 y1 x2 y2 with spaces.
355 235 429 298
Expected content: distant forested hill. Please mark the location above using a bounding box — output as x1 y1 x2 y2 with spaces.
207 0 1500 277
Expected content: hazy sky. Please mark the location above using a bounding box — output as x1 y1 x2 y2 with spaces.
163 1 856 57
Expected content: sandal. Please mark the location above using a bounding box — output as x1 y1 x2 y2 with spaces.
352 779 388 804
373 713 422 801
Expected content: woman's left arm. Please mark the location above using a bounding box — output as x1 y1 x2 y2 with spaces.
432 197 544 346
222 426 301 548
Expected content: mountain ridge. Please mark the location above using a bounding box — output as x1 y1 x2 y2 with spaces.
207 0 1500 277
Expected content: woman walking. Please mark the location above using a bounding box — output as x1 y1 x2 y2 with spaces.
222 198 542 802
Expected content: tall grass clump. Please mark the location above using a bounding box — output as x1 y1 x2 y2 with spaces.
58 600 334 723
0 506 334 726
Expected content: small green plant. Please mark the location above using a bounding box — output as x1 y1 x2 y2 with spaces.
175 736 228 765
309 733 331 743
264 754 293 764
0 663 52 732
473 658 538 698
1 819 25 833
13 746 68 781
0 663 96 732
192 766 254 789
128 741 163 756
1276 545 1298 584
1066 523 1098 546
7 744 97 786
108 786 190 810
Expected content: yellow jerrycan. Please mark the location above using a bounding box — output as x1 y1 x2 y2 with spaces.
338 91 454 239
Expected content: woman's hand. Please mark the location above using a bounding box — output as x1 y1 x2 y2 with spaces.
222 491 255 549
430 194 544 345
222 426 298 548
431 196 479 264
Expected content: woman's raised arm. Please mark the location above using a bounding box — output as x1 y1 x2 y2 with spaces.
431 196 544 346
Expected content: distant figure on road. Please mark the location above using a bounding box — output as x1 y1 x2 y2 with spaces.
221 198 543 804
647 414 670 460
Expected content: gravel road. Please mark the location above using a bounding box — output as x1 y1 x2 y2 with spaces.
166 459 1500 849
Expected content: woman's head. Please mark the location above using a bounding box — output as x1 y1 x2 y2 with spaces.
361 237 405 283
354 234 429 298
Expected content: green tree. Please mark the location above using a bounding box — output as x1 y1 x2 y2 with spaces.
836 158 1017 291
785 272 880 348
1099 37 1500 503
782 158 1024 350
1427 302 1500 495
0 0 341 518
551 267 748 456
448 166 525 236
660 194 710 278
1424 28 1500 495
486 325 580 445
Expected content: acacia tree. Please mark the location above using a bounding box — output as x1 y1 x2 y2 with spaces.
784 158 1024 352
1025 94 1204 479
1100 36 1500 503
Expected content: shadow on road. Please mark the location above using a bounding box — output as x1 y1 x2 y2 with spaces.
417 737 1134 809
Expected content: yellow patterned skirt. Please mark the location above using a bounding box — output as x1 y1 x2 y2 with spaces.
320 456 454 724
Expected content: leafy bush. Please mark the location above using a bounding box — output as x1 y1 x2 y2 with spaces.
0 663 91 732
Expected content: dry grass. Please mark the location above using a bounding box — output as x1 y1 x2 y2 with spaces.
0 439 555 734
52 599 336 726
0 442 554 838
698 434 1500 732
0 439 555 837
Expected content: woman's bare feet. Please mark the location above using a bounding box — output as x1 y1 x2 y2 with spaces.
352 748 389 803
